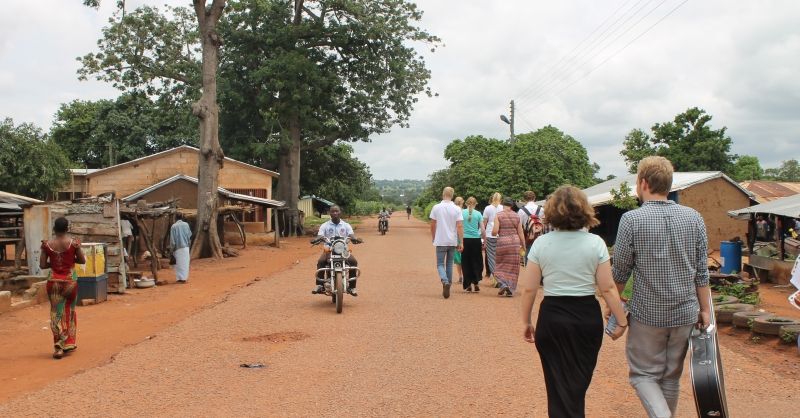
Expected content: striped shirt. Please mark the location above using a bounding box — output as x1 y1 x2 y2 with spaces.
612 200 710 328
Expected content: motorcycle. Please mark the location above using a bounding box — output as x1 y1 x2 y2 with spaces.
378 215 389 235
311 235 362 313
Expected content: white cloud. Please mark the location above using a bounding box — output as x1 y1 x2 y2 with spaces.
1 0 798 180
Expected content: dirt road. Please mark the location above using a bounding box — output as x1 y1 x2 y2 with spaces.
1 215 797 416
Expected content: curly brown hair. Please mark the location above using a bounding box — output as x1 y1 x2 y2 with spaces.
544 185 600 231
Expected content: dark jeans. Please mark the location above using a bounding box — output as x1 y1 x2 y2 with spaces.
316 252 358 289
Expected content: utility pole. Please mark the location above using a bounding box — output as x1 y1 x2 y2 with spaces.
500 99 515 142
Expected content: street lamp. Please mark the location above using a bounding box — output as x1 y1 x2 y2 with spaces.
500 99 515 142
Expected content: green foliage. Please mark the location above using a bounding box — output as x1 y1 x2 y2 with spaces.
764 159 800 181
621 277 634 300
780 327 799 344
299 144 376 212
420 126 597 208
50 93 196 168
350 201 399 216
731 155 764 181
711 282 760 305
0 118 71 199
422 201 436 221
373 179 429 205
610 181 639 211
621 107 735 174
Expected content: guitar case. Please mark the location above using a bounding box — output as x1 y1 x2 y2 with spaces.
689 296 729 417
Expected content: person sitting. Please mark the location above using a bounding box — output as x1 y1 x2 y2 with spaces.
314 206 362 296
378 207 391 231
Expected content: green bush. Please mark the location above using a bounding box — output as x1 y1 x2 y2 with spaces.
422 201 436 221
711 282 760 305
350 201 402 216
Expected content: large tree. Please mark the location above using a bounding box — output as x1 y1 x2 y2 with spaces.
423 126 597 207
764 159 800 182
731 155 764 182
0 118 71 199
50 93 196 168
217 0 439 228
299 143 375 211
81 1 228 259
621 107 735 173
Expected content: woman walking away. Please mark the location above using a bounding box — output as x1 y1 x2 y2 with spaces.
492 197 526 296
40 217 86 359
519 185 627 417
483 192 502 280
461 197 484 292
453 197 465 284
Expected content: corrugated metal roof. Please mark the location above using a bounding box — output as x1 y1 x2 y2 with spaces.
0 190 43 207
299 195 336 207
122 174 285 208
582 172 753 207
739 180 800 203
86 146 280 178
69 168 101 175
728 193 800 219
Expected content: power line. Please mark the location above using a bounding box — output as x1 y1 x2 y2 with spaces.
515 0 639 101
519 0 667 106
518 0 690 120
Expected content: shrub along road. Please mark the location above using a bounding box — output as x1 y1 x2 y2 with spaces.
0 215 796 416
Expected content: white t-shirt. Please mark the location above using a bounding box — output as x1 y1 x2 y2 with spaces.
483 204 501 238
518 202 541 226
318 220 354 239
430 200 464 247
120 219 133 238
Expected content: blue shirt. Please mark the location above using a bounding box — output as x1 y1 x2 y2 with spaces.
169 220 192 250
528 230 610 297
462 208 483 239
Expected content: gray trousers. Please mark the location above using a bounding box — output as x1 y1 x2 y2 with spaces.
626 319 693 418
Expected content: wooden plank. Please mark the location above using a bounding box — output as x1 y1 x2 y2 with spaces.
69 223 119 236
0 227 22 231
64 214 112 223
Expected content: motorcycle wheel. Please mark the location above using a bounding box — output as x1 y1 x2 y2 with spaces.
335 272 344 314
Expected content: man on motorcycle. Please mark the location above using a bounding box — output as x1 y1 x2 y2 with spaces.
313 205 362 296
378 207 390 232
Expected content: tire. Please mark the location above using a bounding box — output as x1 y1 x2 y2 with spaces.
779 324 800 344
335 272 344 314
752 316 800 336
732 311 772 329
714 303 754 324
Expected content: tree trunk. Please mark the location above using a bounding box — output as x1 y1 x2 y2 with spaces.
276 114 302 236
191 0 226 259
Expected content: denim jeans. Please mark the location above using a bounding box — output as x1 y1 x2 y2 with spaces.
626 319 693 418
435 246 456 284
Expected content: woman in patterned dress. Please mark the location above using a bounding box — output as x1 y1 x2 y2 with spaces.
40 217 86 359
492 197 526 296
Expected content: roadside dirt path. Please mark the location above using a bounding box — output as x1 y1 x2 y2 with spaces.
1 215 797 416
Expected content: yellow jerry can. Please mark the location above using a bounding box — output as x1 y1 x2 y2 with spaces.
75 243 106 278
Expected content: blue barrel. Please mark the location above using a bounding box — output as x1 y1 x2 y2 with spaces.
720 241 742 274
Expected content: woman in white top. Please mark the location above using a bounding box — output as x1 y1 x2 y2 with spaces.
519 185 627 418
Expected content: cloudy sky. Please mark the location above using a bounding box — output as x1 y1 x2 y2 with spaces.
1 0 798 180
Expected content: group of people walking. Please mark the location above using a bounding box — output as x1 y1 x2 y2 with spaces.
431 156 712 418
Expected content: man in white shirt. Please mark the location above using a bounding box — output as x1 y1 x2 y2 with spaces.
314 206 362 296
429 187 464 299
517 190 542 263
483 192 502 277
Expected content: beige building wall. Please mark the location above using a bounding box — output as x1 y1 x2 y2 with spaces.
678 177 750 251
86 148 274 199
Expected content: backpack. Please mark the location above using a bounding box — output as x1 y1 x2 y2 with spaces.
521 206 544 245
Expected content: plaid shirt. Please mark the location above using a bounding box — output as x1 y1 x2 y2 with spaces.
612 200 710 328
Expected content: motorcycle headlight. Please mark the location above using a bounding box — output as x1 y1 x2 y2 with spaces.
332 241 346 255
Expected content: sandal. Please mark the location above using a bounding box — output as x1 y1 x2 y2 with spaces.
53 348 64 359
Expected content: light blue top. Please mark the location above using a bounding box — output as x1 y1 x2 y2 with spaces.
462 208 483 239
169 220 192 250
528 230 610 297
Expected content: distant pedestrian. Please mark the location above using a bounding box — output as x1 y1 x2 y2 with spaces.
120 216 134 262
430 187 464 299
461 197 484 292
519 185 627 417
518 190 543 264
406 205 412 220
613 156 711 418
169 213 193 284
492 197 526 296
453 196 465 284
483 192 502 280
40 217 86 359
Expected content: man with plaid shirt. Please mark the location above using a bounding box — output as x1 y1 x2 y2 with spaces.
612 156 711 418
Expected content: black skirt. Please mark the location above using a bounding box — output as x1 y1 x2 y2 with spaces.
461 238 484 288
534 295 603 418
